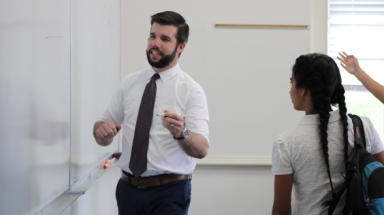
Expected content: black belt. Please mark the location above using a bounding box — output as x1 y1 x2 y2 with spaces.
121 171 191 188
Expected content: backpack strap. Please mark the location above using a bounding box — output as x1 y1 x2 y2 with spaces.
327 181 348 215
328 114 367 215
348 114 367 149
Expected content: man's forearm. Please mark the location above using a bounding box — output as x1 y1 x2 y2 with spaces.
177 132 208 159
93 121 114 146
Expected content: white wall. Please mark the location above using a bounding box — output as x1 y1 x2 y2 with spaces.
68 1 329 215
117 1 328 215
60 1 328 214
190 166 274 214
120 0 328 76
310 0 328 54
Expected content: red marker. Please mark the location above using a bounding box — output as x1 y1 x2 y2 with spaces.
103 157 117 169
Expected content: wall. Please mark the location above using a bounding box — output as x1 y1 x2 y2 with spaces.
118 1 328 215
0 0 328 214
121 0 329 77
60 1 328 214
310 0 328 54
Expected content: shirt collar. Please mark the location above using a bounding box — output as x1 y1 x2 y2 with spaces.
298 109 341 125
148 64 181 82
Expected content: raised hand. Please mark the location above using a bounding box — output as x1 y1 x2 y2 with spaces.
337 51 384 104
337 51 361 75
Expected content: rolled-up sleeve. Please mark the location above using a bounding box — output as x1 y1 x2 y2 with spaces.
272 137 293 175
100 82 124 126
185 85 210 144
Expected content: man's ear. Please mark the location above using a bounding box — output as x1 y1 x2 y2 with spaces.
178 42 186 53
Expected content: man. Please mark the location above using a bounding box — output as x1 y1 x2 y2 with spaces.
93 11 209 215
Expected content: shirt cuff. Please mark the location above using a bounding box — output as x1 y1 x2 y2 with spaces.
272 169 293 175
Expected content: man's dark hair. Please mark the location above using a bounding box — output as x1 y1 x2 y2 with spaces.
150 11 189 45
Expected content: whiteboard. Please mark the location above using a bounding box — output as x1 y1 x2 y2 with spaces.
0 0 121 214
70 0 121 185
0 0 71 214
122 0 309 157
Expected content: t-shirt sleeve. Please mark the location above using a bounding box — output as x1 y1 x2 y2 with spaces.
272 136 293 175
100 82 124 125
362 116 384 155
184 85 210 144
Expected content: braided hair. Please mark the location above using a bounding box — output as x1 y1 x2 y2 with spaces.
292 53 349 198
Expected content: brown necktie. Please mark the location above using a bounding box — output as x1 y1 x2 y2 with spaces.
129 73 160 177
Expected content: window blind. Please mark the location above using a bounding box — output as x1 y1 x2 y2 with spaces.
328 0 384 86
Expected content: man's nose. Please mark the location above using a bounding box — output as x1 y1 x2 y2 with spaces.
151 38 161 49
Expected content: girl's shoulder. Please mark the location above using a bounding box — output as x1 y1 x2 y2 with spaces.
278 124 318 142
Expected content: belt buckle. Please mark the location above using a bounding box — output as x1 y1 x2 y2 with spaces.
136 177 143 188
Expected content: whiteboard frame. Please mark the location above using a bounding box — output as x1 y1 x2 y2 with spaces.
34 152 120 215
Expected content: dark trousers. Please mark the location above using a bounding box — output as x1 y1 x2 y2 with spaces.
115 175 191 215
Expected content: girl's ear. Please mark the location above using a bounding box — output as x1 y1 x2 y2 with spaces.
300 88 309 97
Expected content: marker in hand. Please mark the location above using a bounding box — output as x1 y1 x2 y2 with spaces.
157 113 181 117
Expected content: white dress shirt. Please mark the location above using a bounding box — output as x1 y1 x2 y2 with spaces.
272 109 384 214
101 64 209 177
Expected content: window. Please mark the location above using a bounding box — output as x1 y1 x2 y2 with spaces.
328 0 384 140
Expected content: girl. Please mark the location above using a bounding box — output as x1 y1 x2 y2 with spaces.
271 53 384 214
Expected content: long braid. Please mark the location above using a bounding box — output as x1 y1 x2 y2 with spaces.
293 53 341 197
337 94 349 172
310 56 336 195
318 99 335 194
312 83 335 195
331 64 349 172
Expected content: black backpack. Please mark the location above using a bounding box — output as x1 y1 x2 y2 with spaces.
328 114 384 215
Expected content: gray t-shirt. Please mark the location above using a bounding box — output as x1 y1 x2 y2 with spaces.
272 109 384 215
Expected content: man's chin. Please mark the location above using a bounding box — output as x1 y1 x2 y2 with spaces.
150 59 161 63
150 56 162 62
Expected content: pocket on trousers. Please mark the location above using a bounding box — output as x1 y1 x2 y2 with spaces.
183 180 192 209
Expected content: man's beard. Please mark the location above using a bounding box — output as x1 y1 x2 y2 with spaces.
146 44 178 69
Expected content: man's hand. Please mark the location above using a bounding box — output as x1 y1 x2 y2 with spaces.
160 110 208 158
161 110 184 138
94 121 121 145
337 51 361 75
